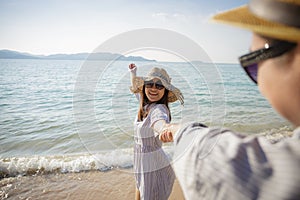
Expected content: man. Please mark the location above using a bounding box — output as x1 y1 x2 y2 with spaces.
160 0 300 199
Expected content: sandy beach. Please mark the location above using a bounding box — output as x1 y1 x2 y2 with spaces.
0 169 185 200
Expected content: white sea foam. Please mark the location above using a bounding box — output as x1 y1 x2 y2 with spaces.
0 147 174 178
0 149 133 178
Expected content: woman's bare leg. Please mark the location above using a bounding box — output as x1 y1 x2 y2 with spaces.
135 188 140 200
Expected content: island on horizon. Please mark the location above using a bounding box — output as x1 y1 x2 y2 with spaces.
0 49 157 62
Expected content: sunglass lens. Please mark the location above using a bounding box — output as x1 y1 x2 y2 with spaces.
244 63 258 84
145 82 154 88
155 84 164 90
144 81 165 90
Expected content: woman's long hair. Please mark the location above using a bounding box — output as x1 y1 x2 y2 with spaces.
137 85 171 122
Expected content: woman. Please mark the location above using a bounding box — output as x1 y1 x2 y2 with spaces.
129 63 184 200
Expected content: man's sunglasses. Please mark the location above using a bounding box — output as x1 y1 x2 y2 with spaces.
144 80 165 90
239 41 297 84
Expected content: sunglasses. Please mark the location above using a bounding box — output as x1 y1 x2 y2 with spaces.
144 80 165 90
239 41 297 84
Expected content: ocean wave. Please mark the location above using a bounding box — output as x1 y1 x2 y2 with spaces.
0 146 175 179
259 126 293 143
0 149 134 178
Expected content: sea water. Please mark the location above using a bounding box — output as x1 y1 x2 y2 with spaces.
0 59 292 177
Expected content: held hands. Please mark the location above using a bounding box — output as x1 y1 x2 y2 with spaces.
159 129 173 142
159 123 181 143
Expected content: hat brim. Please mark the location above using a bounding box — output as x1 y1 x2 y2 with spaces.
212 5 300 42
130 76 184 105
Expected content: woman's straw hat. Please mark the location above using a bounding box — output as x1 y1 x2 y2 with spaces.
130 67 184 105
212 0 300 42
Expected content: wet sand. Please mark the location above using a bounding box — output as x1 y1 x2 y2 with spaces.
0 170 185 200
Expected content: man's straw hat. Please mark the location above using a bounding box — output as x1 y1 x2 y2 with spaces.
212 0 300 42
130 67 184 105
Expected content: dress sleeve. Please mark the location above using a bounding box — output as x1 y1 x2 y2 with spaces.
149 104 170 136
173 123 300 200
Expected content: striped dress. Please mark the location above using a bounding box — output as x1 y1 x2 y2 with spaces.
134 103 175 200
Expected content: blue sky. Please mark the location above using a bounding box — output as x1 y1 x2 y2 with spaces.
0 0 250 63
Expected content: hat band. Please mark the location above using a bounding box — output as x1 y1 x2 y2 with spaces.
249 0 300 28
148 72 170 83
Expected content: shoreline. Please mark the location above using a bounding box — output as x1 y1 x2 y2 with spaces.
0 169 185 200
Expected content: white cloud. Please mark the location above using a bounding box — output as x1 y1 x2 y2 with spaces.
152 12 187 22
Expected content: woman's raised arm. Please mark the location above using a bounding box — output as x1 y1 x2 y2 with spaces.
128 63 137 87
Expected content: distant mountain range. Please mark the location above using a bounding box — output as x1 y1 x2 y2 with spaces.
0 49 156 61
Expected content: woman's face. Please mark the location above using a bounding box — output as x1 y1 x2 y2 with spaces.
145 78 165 103
252 34 300 126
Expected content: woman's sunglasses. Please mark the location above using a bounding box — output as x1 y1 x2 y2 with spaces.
239 41 297 84
144 80 165 90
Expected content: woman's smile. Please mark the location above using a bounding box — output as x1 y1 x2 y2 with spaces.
146 88 165 102
149 90 159 96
